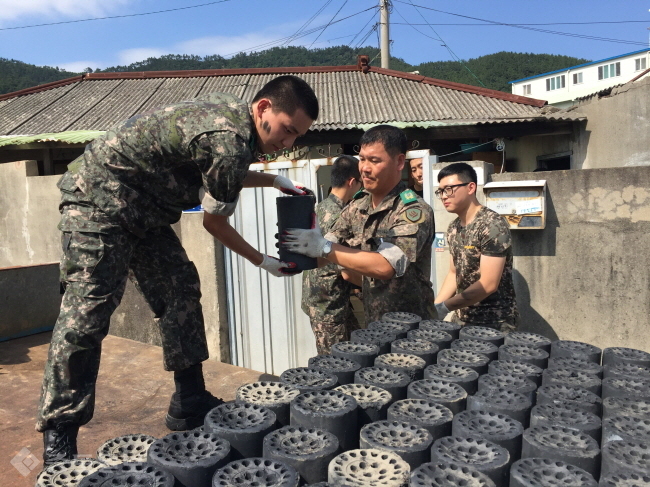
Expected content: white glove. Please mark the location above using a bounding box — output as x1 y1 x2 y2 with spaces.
256 254 297 277
273 175 308 195
282 226 329 258
435 301 451 320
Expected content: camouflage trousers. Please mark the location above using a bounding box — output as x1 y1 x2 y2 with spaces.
311 314 361 355
36 224 208 431
452 313 518 334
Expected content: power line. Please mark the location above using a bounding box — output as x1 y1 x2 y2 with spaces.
283 0 333 47
223 6 376 57
392 1 649 47
394 2 486 87
0 0 234 32
392 20 650 26
309 0 349 49
348 11 378 48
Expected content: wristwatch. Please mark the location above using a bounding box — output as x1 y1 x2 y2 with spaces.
321 240 333 257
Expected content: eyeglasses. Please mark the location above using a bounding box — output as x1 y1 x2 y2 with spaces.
434 183 470 199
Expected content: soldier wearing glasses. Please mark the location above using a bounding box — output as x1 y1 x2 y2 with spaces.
433 162 518 332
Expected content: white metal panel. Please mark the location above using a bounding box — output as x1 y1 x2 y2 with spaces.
226 158 334 374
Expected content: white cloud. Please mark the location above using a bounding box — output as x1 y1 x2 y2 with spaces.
117 48 167 65
0 0 133 22
54 14 332 70
56 60 102 73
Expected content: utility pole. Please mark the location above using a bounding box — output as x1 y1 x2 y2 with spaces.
380 0 390 69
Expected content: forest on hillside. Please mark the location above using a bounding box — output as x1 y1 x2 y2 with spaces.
0 46 589 95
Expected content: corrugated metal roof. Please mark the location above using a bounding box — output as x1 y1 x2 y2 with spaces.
0 130 104 147
0 65 558 136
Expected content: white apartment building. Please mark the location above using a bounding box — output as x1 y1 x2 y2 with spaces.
510 48 650 107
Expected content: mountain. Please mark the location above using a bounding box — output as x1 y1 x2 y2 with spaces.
0 58 77 95
0 47 589 95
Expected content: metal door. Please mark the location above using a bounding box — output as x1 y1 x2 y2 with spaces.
225 151 437 374
225 158 332 374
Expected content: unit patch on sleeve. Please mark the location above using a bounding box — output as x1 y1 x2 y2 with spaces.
404 207 425 223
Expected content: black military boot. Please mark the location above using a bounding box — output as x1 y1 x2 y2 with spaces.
42 422 79 467
165 363 224 431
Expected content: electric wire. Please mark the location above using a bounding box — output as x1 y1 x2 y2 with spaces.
393 1 649 47
0 0 234 31
283 0 333 46
395 3 486 87
392 20 650 26
348 11 378 47
309 0 349 48
223 6 376 57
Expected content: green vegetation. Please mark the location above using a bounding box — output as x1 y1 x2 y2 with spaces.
0 58 77 95
1 47 589 95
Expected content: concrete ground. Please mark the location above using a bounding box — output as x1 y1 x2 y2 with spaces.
0 332 272 487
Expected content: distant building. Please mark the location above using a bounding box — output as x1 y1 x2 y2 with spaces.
509 48 650 108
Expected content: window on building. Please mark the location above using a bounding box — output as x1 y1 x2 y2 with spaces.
572 72 583 84
522 84 531 95
598 62 621 80
536 151 572 171
635 58 647 71
545 75 566 91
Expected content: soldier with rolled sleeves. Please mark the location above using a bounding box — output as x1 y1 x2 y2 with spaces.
301 155 363 354
284 125 436 323
433 162 518 332
37 75 319 466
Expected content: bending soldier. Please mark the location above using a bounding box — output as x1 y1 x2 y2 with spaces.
301 155 362 354
38 75 319 466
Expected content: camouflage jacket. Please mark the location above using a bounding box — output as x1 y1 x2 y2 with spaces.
327 181 436 322
58 92 257 237
301 193 354 323
446 206 518 324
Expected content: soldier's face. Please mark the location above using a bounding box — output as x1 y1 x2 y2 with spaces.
439 174 475 213
358 142 405 195
254 99 313 154
410 158 423 186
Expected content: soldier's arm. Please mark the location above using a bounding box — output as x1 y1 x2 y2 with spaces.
443 255 506 311
191 132 266 266
326 245 395 280
441 216 510 311
203 213 264 265
435 255 457 304
242 171 277 187
341 268 363 286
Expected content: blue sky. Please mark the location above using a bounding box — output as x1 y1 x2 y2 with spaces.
0 0 648 72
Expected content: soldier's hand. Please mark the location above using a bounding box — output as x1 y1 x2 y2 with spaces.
282 225 328 258
256 254 300 277
435 301 451 320
273 175 312 196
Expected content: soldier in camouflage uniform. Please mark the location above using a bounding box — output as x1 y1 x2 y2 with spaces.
284 125 436 323
301 155 362 354
37 75 319 466
433 162 518 332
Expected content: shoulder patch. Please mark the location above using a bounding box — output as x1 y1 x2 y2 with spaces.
399 189 418 205
403 207 425 224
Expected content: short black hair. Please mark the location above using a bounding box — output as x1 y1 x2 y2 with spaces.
252 75 319 121
359 125 407 156
330 155 360 188
437 162 477 184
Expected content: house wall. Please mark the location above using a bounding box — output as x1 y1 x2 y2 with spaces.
0 160 230 361
572 76 650 169
511 49 650 105
491 167 650 351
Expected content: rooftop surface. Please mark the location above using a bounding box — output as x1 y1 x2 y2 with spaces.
0 332 271 487
0 63 546 136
